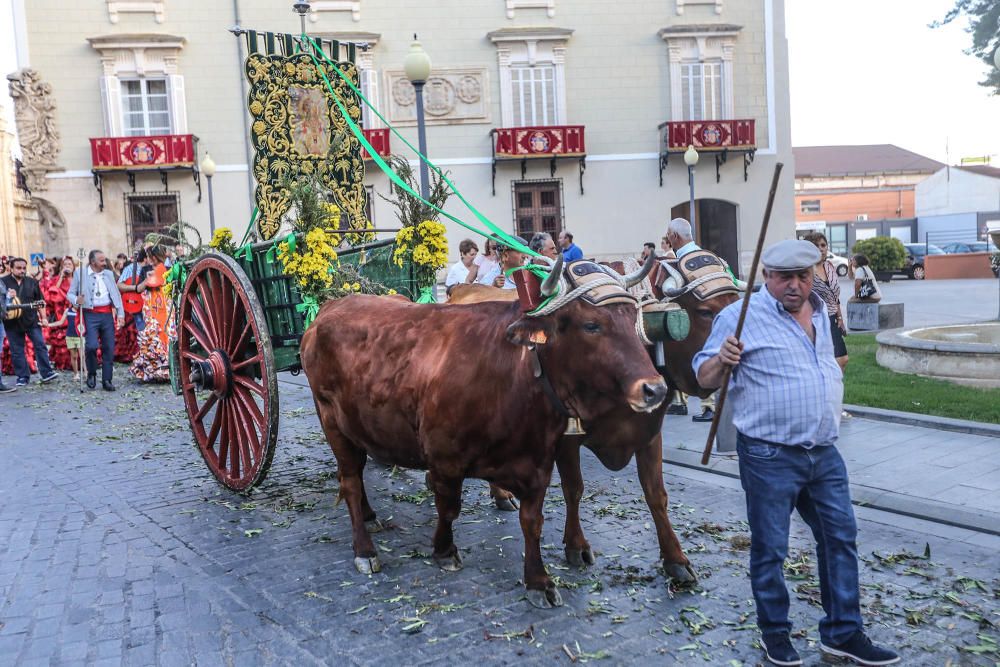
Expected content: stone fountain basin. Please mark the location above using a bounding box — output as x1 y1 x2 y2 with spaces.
876 323 1000 388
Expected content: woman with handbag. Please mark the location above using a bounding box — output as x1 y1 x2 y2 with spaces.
851 254 882 303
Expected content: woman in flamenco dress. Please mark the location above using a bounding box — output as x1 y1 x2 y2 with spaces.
130 246 171 382
40 256 75 370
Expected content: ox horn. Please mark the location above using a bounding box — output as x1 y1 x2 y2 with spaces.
661 261 688 299
623 251 658 289
539 253 564 297
733 278 749 291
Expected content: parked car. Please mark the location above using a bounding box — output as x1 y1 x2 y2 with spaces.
826 251 850 277
901 243 946 280
940 241 999 254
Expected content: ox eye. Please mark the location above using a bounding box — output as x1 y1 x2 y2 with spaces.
583 322 601 334
696 308 714 319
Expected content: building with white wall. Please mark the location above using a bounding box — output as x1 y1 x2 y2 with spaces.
7 0 794 275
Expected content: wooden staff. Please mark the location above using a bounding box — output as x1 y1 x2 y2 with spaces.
77 248 86 393
701 162 783 465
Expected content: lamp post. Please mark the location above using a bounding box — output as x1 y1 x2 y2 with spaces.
404 36 432 203
200 152 217 236
684 145 699 225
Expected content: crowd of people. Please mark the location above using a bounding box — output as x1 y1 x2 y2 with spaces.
0 245 177 393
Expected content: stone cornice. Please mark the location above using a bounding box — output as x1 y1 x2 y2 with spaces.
487 27 574 43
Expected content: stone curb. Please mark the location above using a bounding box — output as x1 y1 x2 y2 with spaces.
665 447 1000 537
843 404 1000 439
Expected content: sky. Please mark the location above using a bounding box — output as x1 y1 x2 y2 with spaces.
0 0 997 165
785 0 1000 164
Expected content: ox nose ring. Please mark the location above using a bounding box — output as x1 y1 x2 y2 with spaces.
642 382 668 408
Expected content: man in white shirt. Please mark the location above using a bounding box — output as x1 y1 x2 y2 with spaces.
444 239 479 297
67 249 125 391
478 236 528 289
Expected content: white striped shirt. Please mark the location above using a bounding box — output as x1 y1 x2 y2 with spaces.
692 287 843 447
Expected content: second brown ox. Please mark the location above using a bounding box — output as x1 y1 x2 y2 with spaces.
449 252 739 585
300 260 667 608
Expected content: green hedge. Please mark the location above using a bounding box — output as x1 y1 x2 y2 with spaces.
852 236 907 271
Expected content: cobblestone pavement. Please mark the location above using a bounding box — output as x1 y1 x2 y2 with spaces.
2 374 998 666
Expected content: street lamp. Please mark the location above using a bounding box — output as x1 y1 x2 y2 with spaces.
683 145 699 225
200 152 217 236
404 36 432 202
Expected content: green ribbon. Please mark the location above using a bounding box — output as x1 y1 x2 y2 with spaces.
165 262 187 289
239 207 259 247
234 243 253 262
416 286 436 304
303 38 539 259
266 232 297 263
296 295 321 327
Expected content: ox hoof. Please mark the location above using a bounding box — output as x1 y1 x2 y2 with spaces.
525 584 564 609
365 518 385 533
565 546 595 568
433 550 463 572
354 555 382 575
662 561 698 584
493 496 519 512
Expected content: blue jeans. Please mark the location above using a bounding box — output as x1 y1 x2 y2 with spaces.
83 311 116 384
6 323 54 383
736 433 863 645
133 311 145 332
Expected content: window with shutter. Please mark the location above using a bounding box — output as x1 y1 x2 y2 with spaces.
680 62 722 121
121 79 172 136
511 65 557 126
513 180 562 238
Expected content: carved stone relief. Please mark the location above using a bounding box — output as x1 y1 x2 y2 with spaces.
106 0 166 24
6 69 62 192
385 68 490 126
33 197 69 257
309 0 361 22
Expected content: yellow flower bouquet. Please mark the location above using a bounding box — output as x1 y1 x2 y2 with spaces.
393 219 448 302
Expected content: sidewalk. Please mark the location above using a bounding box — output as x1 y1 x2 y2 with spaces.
663 397 1000 537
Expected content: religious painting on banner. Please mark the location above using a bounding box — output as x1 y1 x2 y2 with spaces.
245 52 368 240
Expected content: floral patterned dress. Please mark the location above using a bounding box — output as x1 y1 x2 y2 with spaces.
130 263 171 382
41 272 72 369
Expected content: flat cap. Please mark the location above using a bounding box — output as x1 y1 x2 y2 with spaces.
761 239 821 272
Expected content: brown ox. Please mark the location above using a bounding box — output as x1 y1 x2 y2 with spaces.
300 269 667 608
449 253 739 584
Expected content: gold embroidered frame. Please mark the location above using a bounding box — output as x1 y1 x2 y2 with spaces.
246 52 367 240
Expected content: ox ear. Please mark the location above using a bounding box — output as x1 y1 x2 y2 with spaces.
506 317 556 347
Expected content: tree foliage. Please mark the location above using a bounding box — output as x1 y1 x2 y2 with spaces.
932 0 1000 95
852 236 907 272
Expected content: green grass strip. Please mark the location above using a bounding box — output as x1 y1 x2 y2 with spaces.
844 334 1000 424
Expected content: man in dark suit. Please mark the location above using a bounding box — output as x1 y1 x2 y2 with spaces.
2 257 58 387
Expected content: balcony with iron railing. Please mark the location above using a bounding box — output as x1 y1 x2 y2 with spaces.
658 119 756 184
89 133 200 211
490 125 587 195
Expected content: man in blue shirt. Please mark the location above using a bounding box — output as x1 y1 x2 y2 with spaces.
666 217 700 259
693 240 899 667
557 230 583 262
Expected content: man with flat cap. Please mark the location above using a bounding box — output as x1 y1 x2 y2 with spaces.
693 239 899 667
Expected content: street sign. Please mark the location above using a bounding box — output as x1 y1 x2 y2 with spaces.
29 252 45 266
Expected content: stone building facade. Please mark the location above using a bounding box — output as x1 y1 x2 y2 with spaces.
9 0 793 273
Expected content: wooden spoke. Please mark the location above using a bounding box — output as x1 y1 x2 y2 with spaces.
195 276 221 344
229 321 252 361
231 354 263 373
183 318 214 354
181 350 207 364
194 392 219 423
234 374 266 397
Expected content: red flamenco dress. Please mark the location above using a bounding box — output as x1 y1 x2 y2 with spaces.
41 273 73 370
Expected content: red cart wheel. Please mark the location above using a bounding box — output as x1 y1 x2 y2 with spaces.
178 252 278 491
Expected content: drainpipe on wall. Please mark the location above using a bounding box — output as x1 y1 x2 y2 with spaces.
232 0 254 205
